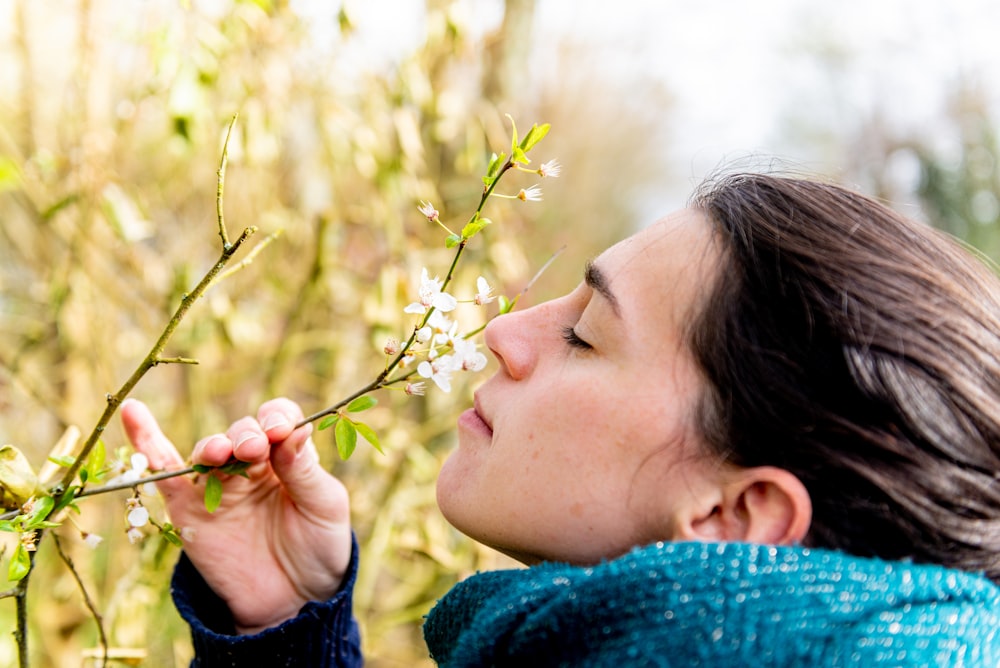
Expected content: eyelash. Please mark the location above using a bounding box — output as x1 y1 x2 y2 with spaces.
561 326 593 350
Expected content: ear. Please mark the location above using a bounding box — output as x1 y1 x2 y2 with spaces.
680 467 812 545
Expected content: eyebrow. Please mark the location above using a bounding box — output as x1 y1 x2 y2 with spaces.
585 260 621 317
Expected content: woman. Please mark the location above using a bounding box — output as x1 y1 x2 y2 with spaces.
122 173 1000 666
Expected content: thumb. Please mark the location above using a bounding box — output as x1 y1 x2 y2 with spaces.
120 399 190 500
270 428 350 522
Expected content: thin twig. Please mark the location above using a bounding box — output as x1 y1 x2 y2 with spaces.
52 533 108 668
55 226 257 495
14 552 34 668
217 114 238 249
295 159 518 428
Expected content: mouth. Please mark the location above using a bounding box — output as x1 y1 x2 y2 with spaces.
457 394 494 439
473 394 493 430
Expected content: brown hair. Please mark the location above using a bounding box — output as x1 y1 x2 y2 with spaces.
691 173 1000 581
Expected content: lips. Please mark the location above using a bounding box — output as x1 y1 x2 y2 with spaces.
473 394 493 431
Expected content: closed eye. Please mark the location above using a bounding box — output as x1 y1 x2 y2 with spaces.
561 326 593 350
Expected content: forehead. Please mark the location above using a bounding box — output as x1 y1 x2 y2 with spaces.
596 208 718 297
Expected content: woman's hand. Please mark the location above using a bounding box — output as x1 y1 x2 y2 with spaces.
120 397 352 634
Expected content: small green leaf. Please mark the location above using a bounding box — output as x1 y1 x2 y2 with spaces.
0 520 16 532
506 114 519 154
462 216 492 240
346 396 377 413
486 152 506 178
335 418 358 460
353 422 383 454
518 123 551 153
8 543 30 581
23 495 55 529
192 464 212 474
219 461 251 478
79 469 89 484
47 455 77 468
203 475 223 513
445 234 462 248
317 415 338 431
161 528 183 547
499 295 514 314
512 146 529 165
53 486 79 514
85 439 106 483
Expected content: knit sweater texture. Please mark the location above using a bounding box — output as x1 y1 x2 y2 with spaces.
175 539 1000 666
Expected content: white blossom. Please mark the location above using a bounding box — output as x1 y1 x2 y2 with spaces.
453 338 488 372
417 200 439 222
405 382 427 396
82 532 103 550
418 355 456 392
404 268 457 315
127 505 149 528
474 276 496 305
517 185 543 202
538 159 561 178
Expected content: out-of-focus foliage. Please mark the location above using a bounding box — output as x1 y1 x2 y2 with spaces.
845 85 1000 262
0 0 672 665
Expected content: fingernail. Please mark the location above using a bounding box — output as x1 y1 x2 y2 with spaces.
261 413 289 432
234 431 258 452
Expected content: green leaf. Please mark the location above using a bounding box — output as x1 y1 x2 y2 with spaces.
219 461 251 478
353 421 383 454
85 439 106 483
161 528 183 547
445 234 462 249
203 475 223 513
335 418 358 460
23 495 55 529
499 295 514 314
7 543 30 581
486 152 505 178
512 146 529 165
0 520 16 532
192 464 212 474
462 216 492 240
317 415 339 431
52 486 79 514
506 114 519 154
47 455 77 468
346 396 377 413
518 123 551 153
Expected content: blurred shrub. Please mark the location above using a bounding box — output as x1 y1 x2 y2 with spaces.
0 0 671 665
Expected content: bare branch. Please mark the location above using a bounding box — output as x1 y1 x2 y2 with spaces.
217 113 239 249
53 532 108 668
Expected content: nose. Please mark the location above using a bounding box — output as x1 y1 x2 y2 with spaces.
484 303 544 381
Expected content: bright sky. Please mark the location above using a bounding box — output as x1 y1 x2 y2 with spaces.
298 0 1000 212
4 0 998 212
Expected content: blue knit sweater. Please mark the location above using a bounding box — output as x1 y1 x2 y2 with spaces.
173 540 1000 666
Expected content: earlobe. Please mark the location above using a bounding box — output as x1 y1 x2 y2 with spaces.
681 467 812 545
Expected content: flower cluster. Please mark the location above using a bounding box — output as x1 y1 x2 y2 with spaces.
125 497 149 544
394 267 494 393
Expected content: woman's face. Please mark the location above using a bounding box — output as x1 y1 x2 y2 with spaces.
436 207 725 565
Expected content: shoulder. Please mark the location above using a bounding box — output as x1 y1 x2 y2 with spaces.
426 542 1000 667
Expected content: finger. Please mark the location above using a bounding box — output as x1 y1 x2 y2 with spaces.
226 416 271 462
257 397 305 444
120 399 189 498
270 427 349 522
191 434 236 467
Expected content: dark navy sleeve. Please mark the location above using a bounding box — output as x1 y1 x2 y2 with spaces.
171 534 363 667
